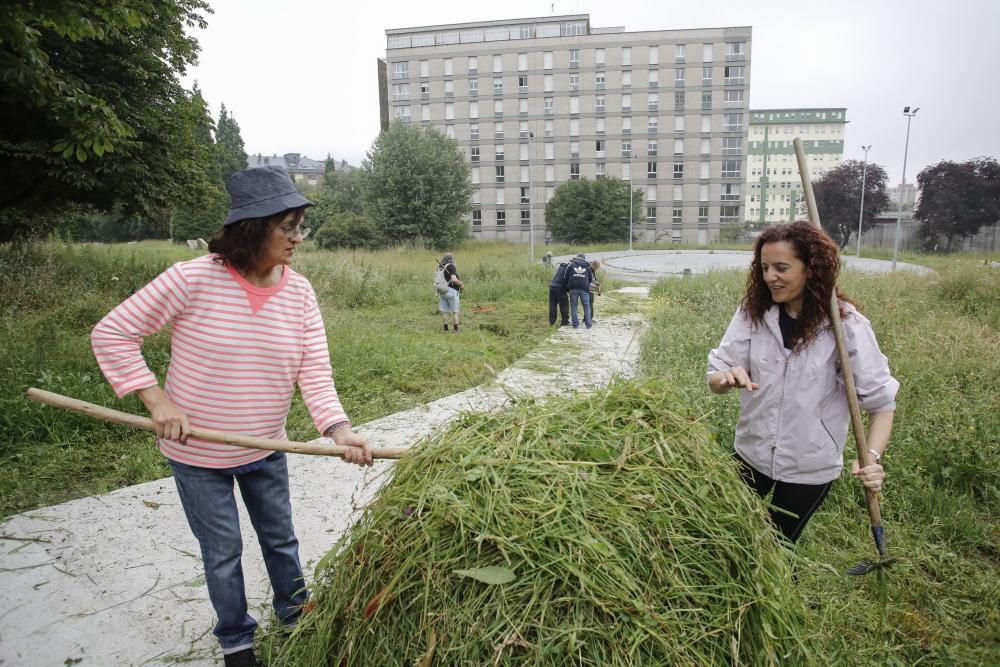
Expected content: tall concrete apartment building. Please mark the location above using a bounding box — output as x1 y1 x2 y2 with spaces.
745 108 847 224
378 15 751 244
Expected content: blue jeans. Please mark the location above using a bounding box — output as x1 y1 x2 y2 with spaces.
569 288 592 328
170 453 307 652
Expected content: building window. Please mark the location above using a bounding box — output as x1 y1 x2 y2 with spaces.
648 140 658 156
444 58 453 76
596 162 606 178
699 162 710 179
622 93 631 112
673 163 684 179
470 146 480 162
675 91 685 111
721 183 741 201
646 206 656 223
495 166 505 183
519 121 529 139
673 184 683 201
725 42 746 61
470 123 479 140
520 209 531 224
622 46 632 66
545 164 554 181
445 125 455 138
702 43 713 62
419 81 430 97
648 46 659 65
675 68 685 85
569 48 580 67
648 93 658 111
519 98 528 116
468 56 477 74
622 141 631 157
472 209 482 225
675 44 686 62
493 54 503 73
518 53 528 71
724 66 745 84
570 163 580 180
721 206 740 223
495 145 504 161
724 89 744 106
392 62 409 80
622 117 631 135
702 66 712 84
519 143 529 161
494 99 503 117
702 115 712 133
672 207 682 224
648 69 658 88
567 72 578 91
596 72 606 90
647 161 657 178
521 186 530 203
646 185 657 202
622 71 632 88
674 115 685 133
543 51 553 69
544 74 554 92
722 160 742 177
392 83 410 100
595 139 605 157
596 118 605 135
421 104 430 121
723 113 743 131
570 96 580 115
570 141 579 158
495 122 504 140
496 188 505 206
392 105 411 122
496 210 506 226
444 80 454 97
722 136 741 154
544 97 554 115
595 95 605 113
648 116 658 133
469 79 478 95
698 206 709 224
595 48 605 66
700 138 710 155
702 90 712 111
518 75 528 92
674 138 684 155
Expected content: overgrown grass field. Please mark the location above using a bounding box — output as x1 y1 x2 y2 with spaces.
640 260 1000 664
0 240 570 517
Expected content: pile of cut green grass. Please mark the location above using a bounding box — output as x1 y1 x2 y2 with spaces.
276 381 810 666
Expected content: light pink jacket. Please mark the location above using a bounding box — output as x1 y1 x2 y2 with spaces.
707 304 898 484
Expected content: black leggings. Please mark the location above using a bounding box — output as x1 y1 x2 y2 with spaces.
735 454 834 543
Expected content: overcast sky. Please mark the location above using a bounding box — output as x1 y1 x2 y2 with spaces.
182 0 998 186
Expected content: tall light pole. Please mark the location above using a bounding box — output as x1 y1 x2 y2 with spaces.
627 152 634 252
892 107 918 270
856 144 871 257
528 132 534 263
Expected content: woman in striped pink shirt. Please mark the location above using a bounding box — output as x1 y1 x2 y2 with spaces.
91 166 370 667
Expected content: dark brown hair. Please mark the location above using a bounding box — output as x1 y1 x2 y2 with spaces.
742 221 857 349
208 207 306 272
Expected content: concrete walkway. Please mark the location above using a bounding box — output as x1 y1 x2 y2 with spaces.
0 296 646 666
548 249 932 284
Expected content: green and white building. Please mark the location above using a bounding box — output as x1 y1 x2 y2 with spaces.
745 108 847 224
378 15 751 244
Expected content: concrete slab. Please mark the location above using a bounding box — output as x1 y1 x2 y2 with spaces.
0 298 647 666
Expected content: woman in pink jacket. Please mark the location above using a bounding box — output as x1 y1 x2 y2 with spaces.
707 222 898 543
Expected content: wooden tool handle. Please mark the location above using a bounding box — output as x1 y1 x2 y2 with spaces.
25 388 408 460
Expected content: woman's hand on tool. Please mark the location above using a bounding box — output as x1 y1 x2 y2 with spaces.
709 367 759 394
332 427 374 467
137 386 191 442
851 459 885 493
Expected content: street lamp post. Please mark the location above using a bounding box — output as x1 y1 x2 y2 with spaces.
528 132 534 263
627 153 634 252
892 107 919 270
856 144 871 257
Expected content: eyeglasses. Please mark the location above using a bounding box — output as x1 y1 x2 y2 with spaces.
278 224 311 239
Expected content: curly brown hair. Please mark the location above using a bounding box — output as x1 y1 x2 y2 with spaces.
207 207 306 273
742 221 857 350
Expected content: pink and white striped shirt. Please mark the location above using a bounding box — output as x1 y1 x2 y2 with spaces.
91 254 350 468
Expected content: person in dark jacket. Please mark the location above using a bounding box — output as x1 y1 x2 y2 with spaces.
562 253 594 329
589 259 602 320
548 261 570 326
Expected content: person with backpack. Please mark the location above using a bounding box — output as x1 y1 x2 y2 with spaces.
436 252 464 333
562 252 594 329
547 260 570 326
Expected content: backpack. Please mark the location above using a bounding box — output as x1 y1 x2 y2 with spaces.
434 267 451 294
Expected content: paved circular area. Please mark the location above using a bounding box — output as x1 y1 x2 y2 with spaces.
548 250 932 284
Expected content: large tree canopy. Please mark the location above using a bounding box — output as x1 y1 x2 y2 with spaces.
811 159 890 249
916 157 1000 251
0 0 212 241
362 122 472 250
545 178 641 244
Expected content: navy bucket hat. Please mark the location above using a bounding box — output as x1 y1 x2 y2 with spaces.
223 165 313 226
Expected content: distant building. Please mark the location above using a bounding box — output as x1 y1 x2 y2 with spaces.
745 108 847 225
378 14 751 244
888 182 918 210
247 153 356 186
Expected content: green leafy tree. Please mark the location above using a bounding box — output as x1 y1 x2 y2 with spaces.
812 160 890 249
0 0 212 241
545 178 642 243
916 157 1000 251
313 211 380 250
362 122 472 249
215 102 248 182
169 85 227 242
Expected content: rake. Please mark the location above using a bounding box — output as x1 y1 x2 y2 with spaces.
794 137 897 576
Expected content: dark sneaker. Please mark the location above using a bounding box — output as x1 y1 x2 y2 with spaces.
224 648 259 667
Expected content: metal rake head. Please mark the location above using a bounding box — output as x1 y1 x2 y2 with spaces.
846 556 898 576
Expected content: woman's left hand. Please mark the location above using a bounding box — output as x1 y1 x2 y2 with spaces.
332 427 374 467
851 459 885 493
